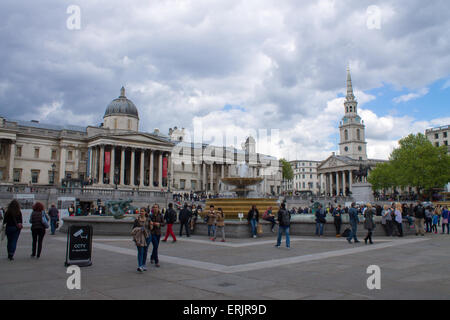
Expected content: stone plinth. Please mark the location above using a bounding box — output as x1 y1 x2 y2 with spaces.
351 182 374 203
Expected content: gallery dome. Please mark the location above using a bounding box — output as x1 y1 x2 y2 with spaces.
104 87 139 119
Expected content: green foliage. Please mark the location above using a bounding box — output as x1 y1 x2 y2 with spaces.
280 158 294 181
369 133 450 195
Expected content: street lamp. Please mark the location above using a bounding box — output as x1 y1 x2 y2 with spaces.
51 163 56 185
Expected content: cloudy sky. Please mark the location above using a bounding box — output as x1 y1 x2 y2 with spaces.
1 0 450 161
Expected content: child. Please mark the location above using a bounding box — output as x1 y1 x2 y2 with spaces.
431 213 439 234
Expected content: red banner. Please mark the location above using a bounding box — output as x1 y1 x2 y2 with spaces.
104 151 111 174
163 157 168 178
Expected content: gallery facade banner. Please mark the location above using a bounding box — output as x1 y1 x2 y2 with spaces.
104 151 111 174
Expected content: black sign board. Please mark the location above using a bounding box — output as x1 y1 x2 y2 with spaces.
65 225 93 267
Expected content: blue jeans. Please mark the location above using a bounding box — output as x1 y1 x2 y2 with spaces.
151 234 161 264
50 218 58 234
347 222 358 241
277 226 290 248
315 223 324 236
208 225 216 237
6 226 21 257
250 219 258 236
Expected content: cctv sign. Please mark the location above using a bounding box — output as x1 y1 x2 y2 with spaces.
65 225 93 267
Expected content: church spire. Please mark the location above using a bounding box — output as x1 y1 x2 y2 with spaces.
120 86 126 98
346 66 355 101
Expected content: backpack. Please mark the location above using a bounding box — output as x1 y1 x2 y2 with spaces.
280 210 290 226
262 210 269 220
342 228 351 237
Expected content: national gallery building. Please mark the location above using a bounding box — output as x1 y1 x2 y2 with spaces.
0 87 282 195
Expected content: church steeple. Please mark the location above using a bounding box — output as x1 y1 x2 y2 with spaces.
344 66 358 115
346 66 355 101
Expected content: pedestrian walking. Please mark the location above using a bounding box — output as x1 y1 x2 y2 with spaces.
441 206 449 234
394 203 403 237
275 203 291 249
3 200 23 260
432 212 439 234
363 203 375 245
414 202 426 236
247 205 259 238
315 205 326 237
132 208 151 272
150 204 165 267
347 203 360 244
381 204 393 236
214 208 226 242
178 203 192 238
425 206 433 233
47 203 59 235
332 205 342 237
207 206 217 240
29 202 49 259
162 203 177 242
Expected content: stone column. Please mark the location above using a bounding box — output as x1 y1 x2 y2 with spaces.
88 147 93 179
149 150 154 188
109 147 115 184
139 149 145 187
59 147 66 183
336 171 340 196
8 142 15 183
210 163 214 192
120 148 125 185
130 149 135 186
158 152 163 188
342 171 346 196
99 145 105 185
349 170 353 193
203 163 206 191
328 173 332 196
228 164 231 177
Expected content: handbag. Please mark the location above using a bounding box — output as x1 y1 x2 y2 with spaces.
257 223 263 235
42 212 49 229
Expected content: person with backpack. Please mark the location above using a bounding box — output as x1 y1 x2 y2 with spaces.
207 205 217 238
162 203 177 242
413 202 426 236
347 203 360 244
424 206 433 233
178 203 192 238
150 204 165 268
315 205 326 237
332 205 343 237
29 202 49 259
275 203 291 249
3 200 23 261
262 206 277 233
363 203 376 245
132 207 152 272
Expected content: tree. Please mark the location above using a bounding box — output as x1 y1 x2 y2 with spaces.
280 159 294 181
369 133 450 199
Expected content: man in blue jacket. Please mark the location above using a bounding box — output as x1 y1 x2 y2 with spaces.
347 203 360 244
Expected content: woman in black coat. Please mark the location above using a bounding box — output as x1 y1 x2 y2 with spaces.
29 202 48 258
3 200 23 261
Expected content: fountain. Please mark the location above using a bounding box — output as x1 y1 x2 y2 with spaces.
206 162 279 219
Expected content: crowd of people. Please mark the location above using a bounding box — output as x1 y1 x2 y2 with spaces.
1 198 448 273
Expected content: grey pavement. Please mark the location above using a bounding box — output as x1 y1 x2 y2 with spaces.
0 229 449 300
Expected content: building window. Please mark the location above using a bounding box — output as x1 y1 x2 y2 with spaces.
128 119 132 130
357 129 361 141
180 179 186 190
358 146 362 151
13 169 21 183
444 132 448 138
345 147 348 152
31 170 39 184
191 180 197 190
34 148 40 159
344 130 348 141
51 149 57 160
181 162 185 171
444 141 448 146
68 151 73 161
435 133 439 139
192 164 195 171
435 142 439 147
15 146 22 157
48 171 54 184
